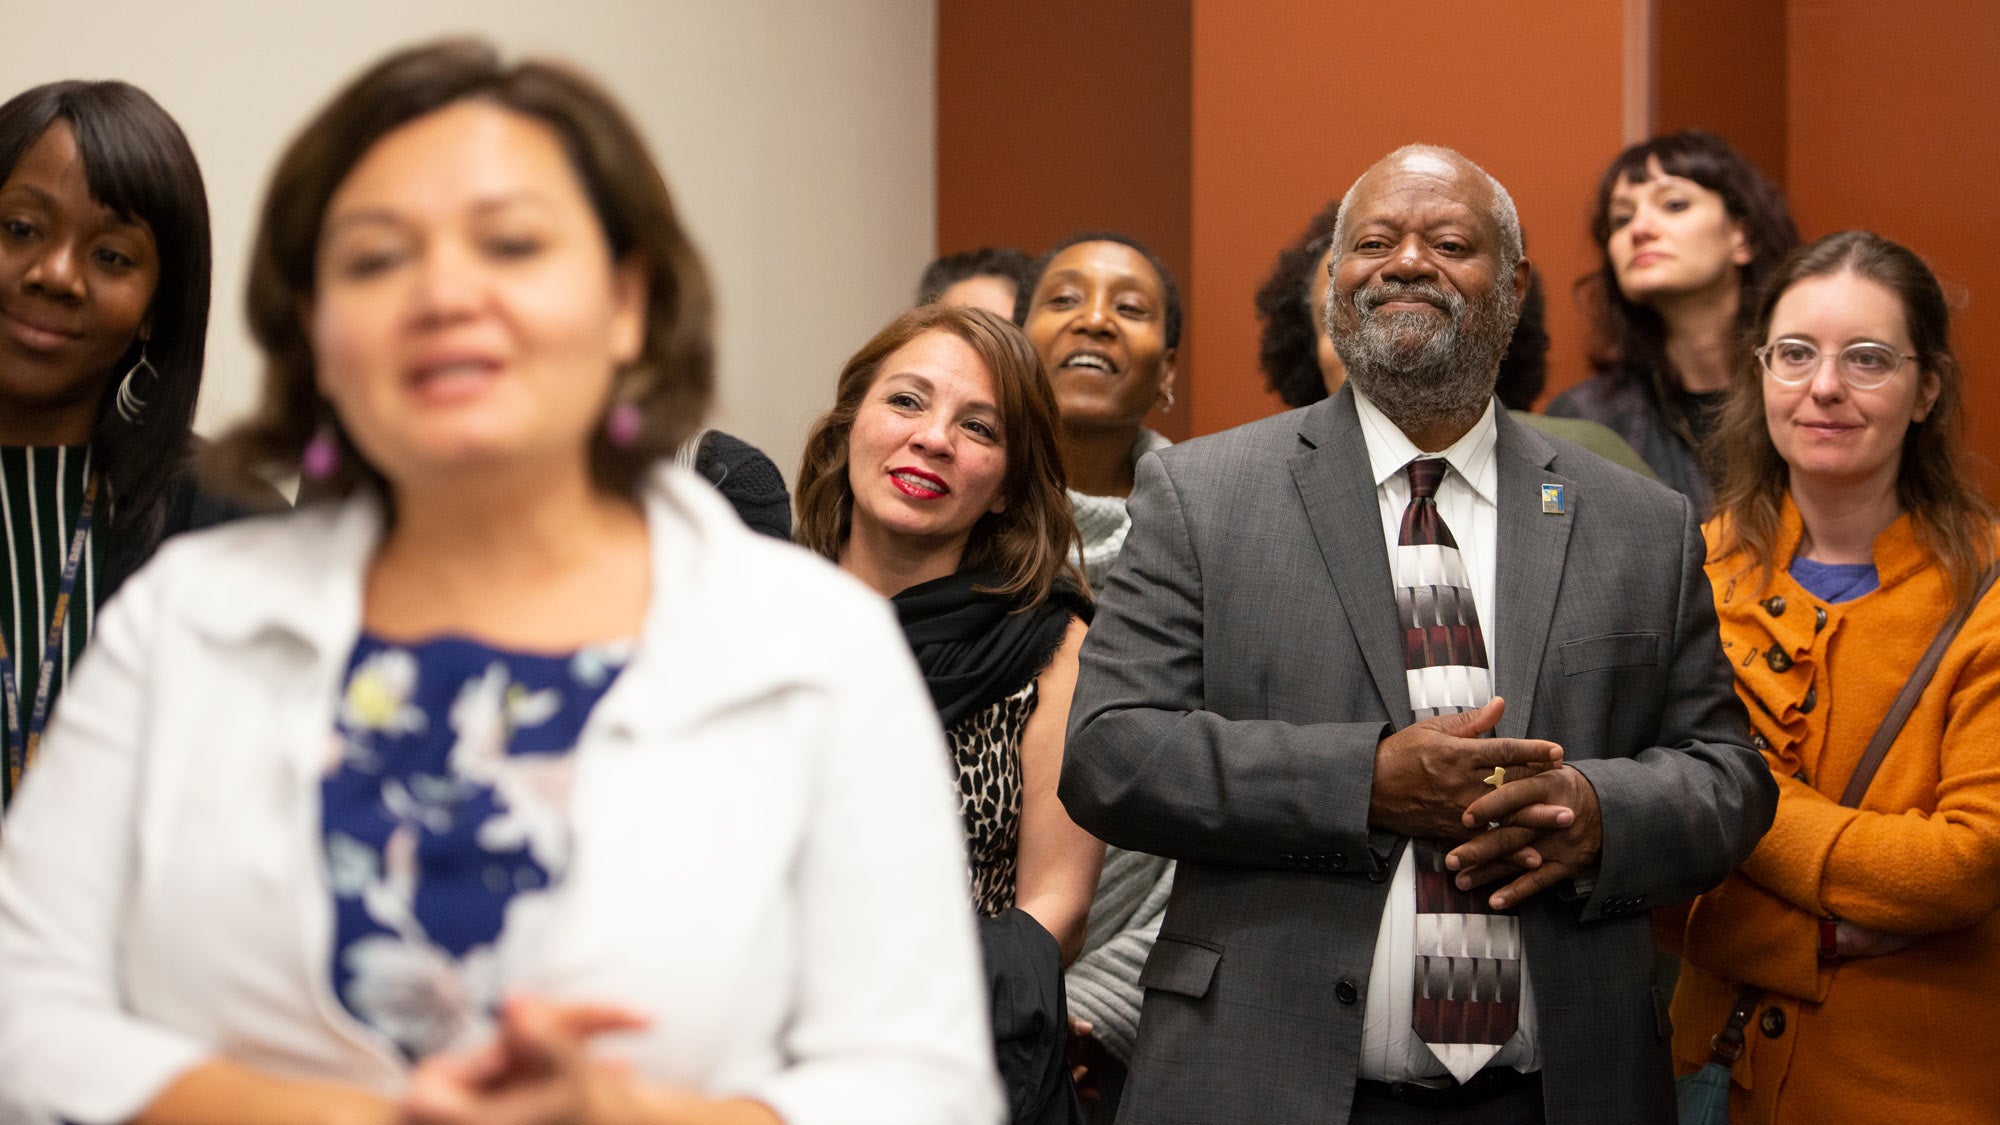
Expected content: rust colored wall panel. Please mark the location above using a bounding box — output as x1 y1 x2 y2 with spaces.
1657 0 1788 189
1187 1 1628 439
936 0 1193 439
1787 0 2000 489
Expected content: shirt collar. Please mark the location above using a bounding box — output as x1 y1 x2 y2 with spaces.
1352 389 1500 505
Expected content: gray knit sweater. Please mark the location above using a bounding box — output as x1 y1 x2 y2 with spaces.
1062 427 1176 1064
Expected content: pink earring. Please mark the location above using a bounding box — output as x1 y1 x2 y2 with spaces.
605 402 643 448
302 426 341 480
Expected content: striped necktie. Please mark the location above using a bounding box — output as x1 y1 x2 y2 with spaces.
1397 456 1520 1078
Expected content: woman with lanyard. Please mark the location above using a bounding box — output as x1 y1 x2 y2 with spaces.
0 80 245 820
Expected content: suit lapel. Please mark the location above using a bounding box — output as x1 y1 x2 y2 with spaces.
1492 412 1573 739
1290 390 1410 723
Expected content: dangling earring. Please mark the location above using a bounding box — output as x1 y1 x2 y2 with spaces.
115 345 158 424
605 401 643 448
1161 386 1176 413
301 423 341 481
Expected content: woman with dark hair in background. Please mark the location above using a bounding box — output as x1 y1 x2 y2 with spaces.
0 79 269 820
798 302 1100 1124
1254 198 1347 405
1547 129 1799 510
1254 198 1653 474
1668 231 2000 1121
920 246 1034 320
0 41 998 1125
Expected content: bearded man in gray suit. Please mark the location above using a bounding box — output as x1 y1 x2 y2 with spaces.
1059 145 1776 1124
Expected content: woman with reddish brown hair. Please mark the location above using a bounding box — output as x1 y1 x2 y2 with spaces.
798 303 1101 1124
1669 231 2000 1121
0 40 998 1125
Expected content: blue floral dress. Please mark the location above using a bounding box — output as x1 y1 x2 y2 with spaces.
321 634 629 1060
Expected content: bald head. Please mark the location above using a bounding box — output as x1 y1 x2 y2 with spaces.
1321 144 1529 447
1330 145 1523 276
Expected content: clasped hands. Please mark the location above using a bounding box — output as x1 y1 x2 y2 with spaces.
402 997 776 1125
1369 696 1602 910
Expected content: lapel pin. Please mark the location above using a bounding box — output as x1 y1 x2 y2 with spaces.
1540 483 1566 515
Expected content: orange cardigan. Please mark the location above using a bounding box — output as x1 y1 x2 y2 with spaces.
1666 500 2000 1123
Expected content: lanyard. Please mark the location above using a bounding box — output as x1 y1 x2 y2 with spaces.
1 471 99 800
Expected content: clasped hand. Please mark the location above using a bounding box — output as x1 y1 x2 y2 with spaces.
1370 696 1603 909
402 997 772 1125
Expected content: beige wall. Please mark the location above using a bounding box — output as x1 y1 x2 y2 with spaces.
11 0 936 484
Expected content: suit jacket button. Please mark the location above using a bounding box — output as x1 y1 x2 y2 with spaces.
1336 979 1359 1004
1760 1007 1787 1038
1368 866 1390 883
1766 645 1793 673
1762 595 1787 617
1330 852 1348 869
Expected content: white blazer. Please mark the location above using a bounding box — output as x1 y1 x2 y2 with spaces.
0 469 1003 1125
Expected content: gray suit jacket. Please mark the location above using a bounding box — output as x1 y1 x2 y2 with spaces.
1059 389 1776 1124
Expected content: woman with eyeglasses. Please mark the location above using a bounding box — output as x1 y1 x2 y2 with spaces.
1664 231 2000 1121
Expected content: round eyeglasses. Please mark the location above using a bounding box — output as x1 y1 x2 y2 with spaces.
1754 338 1914 390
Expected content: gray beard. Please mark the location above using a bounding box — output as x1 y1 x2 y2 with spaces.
1328 279 1518 438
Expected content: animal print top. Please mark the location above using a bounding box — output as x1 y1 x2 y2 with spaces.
951 679 1036 916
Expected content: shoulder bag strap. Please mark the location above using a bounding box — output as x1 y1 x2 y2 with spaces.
1838 560 2000 808
1707 985 1766 1066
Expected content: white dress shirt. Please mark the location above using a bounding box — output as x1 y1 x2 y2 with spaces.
0 470 1003 1125
1350 391 1541 1084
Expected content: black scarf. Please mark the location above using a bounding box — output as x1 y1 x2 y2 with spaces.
892 571 1091 730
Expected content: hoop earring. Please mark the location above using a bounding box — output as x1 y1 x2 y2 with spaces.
115 346 158 424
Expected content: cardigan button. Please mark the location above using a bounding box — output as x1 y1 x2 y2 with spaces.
1752 734 1771 752
1765 646 1793 673
1761 596 1787 617
1760 1006 1787 1038
1799 685 1817 714
1814 606 1828 632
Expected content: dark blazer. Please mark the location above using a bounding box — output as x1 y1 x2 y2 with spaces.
1059 388 1775 1124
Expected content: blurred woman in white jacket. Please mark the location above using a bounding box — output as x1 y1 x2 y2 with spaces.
0 39 999 1125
